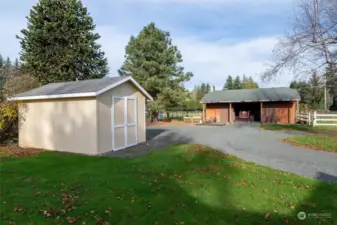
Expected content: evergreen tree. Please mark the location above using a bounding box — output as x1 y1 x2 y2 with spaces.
223 75 233 90
119 22 193 112
4 57 11 73
0 54 3 68
17 0 108 84
206 83 211 94
308 71 323 107
233 75 242 89
325 64 337 110
212 85 215 92
240 75 259 89
289 80 311 104
14 58 20 75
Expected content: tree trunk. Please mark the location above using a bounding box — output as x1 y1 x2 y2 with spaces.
330 96 337 111
151 111 158 122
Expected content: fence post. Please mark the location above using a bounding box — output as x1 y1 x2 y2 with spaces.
308 112 311 125
313 111 316 127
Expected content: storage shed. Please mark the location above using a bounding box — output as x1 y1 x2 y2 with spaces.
201 87 300 124
9 76 153 155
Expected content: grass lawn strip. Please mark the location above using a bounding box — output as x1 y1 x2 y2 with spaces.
284 135 337 153
261 124 337 133
0 144 336 224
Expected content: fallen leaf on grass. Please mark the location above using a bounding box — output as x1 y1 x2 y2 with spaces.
13 206 25 213
67 217 76 223
96 217 103 224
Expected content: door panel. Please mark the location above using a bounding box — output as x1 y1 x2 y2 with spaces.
114 127 125 149
126 98 137 146
127 99 136 124
113 97 138 150
127 125 137 146
114 98 125 126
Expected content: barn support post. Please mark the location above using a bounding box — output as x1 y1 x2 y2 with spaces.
260 102 263 124
202 103 206 122
229 103 231 123
288 103 291 124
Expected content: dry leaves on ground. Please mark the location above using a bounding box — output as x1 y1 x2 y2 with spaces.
0 145 43 158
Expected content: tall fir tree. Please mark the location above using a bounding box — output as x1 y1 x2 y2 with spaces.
206 83 211 94
198 83 206 100
17 0 108 84
325 64 337 110
3 57 14 79
119 22 193 112
0 54 3 68
289 81 312 104
233 75 242 89
14 58 21 75
223 75 233 90
308 71 323 107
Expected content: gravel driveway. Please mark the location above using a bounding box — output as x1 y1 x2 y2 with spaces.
106 124 337 183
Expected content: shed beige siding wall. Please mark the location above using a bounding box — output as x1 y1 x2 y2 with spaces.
96 81 146 154
19 98 98 155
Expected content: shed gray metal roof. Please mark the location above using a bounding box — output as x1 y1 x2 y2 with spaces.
201 87 300 103
9 76 153 101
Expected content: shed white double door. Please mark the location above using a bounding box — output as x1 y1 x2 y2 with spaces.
112 96 138 150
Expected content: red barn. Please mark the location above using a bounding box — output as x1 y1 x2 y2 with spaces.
201 87 300 124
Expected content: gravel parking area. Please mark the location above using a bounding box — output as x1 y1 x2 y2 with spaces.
105 124 337 182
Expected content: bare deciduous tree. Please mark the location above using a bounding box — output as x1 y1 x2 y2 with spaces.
262 0 337 81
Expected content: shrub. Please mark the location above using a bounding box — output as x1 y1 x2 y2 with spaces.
0 74 39 144
0 102 18 144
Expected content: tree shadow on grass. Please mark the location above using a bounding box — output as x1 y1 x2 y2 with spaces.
102 146 337 225
1 145 336 224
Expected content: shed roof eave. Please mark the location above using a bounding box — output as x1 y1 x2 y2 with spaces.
7 92 97 101
8 76 154 102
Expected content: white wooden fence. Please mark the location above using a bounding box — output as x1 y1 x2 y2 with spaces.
297 112 311 125
297 111 337 127
313 112 337 127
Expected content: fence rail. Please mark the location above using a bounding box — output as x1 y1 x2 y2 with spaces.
296 111 337 127
296 112 311 125
313 112 337 127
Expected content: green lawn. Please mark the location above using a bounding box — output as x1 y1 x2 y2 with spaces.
1 144 337 224
284 135 337 152
261 124 337 133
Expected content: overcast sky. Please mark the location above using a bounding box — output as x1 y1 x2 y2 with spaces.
0 0 297 90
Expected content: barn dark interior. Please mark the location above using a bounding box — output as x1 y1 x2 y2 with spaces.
232 102 261 122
